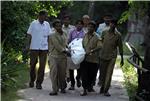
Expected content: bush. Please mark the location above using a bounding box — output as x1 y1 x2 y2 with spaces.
116 59 138 101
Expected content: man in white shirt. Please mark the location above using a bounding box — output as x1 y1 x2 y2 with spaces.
26 10 52 89
62 15 75 39
96 14 113 37
82 15 90 34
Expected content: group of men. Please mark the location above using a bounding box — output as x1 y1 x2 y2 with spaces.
26 10 124 97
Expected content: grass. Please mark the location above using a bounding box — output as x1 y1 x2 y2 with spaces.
1 63 29 101
116 58 138 101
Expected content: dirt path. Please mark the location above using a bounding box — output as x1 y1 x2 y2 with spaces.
18 65 129 101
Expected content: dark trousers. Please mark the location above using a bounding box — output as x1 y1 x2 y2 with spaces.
80 61 98 89
30 50 47 85
69 68 81 87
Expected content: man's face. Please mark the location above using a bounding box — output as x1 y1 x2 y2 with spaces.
88 24 94 33
39 14 47 22
55 23 62 31
83 18 90 25
63 17 70 26
76 22 83 31
104 16 111 26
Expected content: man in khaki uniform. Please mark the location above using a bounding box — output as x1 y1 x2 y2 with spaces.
99 19 124 96
48 19 69 95
62 15 75 83
80 21 102 96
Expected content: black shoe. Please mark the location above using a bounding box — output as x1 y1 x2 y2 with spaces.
80 89 87 96
104 92 111 97
97 81 101 86
77 80 81 88
100 87 104 94
36 84 42 89
88 87 95 92
49 92 58 96
60 89 66 93
68 86 75 90
29 82 34 88
66 77 70 83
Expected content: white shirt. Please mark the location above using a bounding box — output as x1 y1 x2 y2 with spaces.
62 24 75 39
96 23 110 37
27 20 52 50
96 23 119 37
83 27 88 34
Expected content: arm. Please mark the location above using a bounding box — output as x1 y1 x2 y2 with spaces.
25 22 33 50
25 34 31 51
89 38 102 54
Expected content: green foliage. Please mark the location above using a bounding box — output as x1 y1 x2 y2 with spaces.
1 1 71 94
1 1 71 52
2 1 35 52
118 11 130 24
116 59 138 101
1 63 29 101
1 46 24 91
34 1 72 17
118 1 150 24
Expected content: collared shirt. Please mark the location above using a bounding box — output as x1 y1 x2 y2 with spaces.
96 23 120 38
83 32 102 63
48 31 67 58
83 27 88 34
27 20 52 50
62 24 75 39
96 23 110 37
100 30 123 60
68 28 85 43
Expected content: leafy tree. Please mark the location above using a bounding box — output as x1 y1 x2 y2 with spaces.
1 1 71 91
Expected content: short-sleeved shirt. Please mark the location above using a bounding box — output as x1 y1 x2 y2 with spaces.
68 28 85 43
27 20 52 50
96 23 110 37
82 32 102 63
100 30 123 60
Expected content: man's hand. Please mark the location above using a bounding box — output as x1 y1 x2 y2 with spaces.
62 48 71 57
86 50 93 55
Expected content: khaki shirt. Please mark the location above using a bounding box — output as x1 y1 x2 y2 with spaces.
100 30 123 60
83 32 102 63
48 31 67 58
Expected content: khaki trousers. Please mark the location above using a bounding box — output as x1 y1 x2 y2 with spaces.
49 56 67 93
100 58 116 93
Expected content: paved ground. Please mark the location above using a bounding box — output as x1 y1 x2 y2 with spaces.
18 65 129 101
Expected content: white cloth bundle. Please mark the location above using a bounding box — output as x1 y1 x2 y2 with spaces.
68 38 86 65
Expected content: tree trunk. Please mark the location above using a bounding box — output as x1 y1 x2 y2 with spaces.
88 1 95 19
